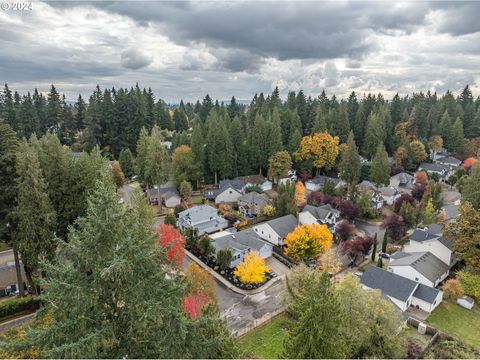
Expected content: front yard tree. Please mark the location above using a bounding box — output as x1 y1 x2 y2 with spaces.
234 252 270 283
206 112 232 184
340 235 376 263
284 224 333 262
199 236 215 257
409 140 428 165
13 139 56 293
370 144 390 187
6 180 236 358
118 148 135 178
294 131 340 175
428 135 443 161
339 131 361 186
156 224 186 267
444 202 480 272
268 151 292 184
185 263 216 300
382 213 407 242
111 160 125 188
172 145 200 187
179 180 193 204
294 181 306 206
461 163 480 210
216 248 233 271
283 270 347 359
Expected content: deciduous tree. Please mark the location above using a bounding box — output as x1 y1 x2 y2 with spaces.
284 224 333 262
294 181 306 206
179 180 192 204
382 213 407 242
442 278 464 300
461 163 480 209
234 252 270 283
294 131 340 174
216 248 233 271
268 151 292 184
111 160 125 188
172 145 200 187
185 262 216 300
156 224 186 267
118 148 135 178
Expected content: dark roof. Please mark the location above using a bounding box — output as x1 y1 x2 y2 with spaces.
307 175 342 186
360 265 418 302
443 204 460 219
437 156 462 166
419 163 449 173
413 283 441 303
238 192 270 206
302 204 340 220
219 179 245 191
426 224 442 235
265 214 298 238
388 252 450 283
214 228 271 253
438 236 454 250
147 187 180 199
410 228 439 242
391 172 414 186
236 174 270 185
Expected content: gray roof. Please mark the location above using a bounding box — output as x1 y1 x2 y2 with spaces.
213 228 271 253
303 204 340 221
459 295 474 304
419 163 449 173
437 156 462 167
219 179 245 191
307 175 342 186
437 236 454 251
238 192 270 206
443 204 460 219
360 265 418 302
388 252 449 283
178 205 219 222
265 214 298 238
413 283 441 303
147 187 180 199
426 224 443 235
391 172 414 187
410 228 439 242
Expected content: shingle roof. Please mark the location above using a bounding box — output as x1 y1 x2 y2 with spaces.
388 252 450 283
219 179 245 191
419 163 449 173
391 172 414 187
410 228 439 242
437 156 462 167
265 214 298 238
236 175 270 186
238 192 270 206
178 205 219 222
443 204 460 220
413 283 441 303
426 224 443 235
360 265 418 302
212 237 250 253
302 204 340 221
214 228 271 253
437 236 454 250
307 175 342 186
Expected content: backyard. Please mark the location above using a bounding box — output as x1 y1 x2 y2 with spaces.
427 301 480 349
237 314 289 359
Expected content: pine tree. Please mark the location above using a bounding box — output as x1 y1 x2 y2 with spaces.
118 148 135 178
45 85 63 133
370 144 390 187
228 116 244 177
206 112 232 183
363 109 387 159
190 121 206 183
144 126 169 210
448 117 464 154
311 106 328 133
173 108 189 132
331 105 350 143
339 131 361 185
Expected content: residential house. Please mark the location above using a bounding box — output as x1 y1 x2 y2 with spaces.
146 187 181 208
404 224 454 266
204 179 243 204
211 228 273 268
388 251 450 287
379 186 401 205
357 180 383 209
418 163 450 180
430 147 449 162
299 204 340 227
389 172 415 193
238 192 270 217
435 156 462 171
237 175 273 192
360 265 443 313
441 204 460 222
305 176 345 192
177 205 228 235
253 214 298 246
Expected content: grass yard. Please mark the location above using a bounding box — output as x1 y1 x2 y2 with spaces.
237 314 289 359
192 195 203 205
402 325 432 348
428 301 480 349
0 241 10 252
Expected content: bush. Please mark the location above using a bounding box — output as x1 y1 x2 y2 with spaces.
164 213 177 227
442 278 464 300
0 296 39 319
174 203 187 216
244 185 263 194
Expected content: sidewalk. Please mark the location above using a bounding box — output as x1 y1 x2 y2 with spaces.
184 250 285 295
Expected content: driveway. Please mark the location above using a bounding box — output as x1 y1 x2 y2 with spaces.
353 220 385 245
120 181 140 204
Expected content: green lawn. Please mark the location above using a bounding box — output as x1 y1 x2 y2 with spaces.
0 241 10 252
192 195 203 205
237 314 289 359
402 325 432 348
428 301 480 349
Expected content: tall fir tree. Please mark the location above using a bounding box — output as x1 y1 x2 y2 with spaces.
370 144 390 187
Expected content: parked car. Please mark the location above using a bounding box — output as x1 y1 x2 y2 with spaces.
379 252 390 259
354 271 363 277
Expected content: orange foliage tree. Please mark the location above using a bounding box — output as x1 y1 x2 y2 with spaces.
295 181 306 206
442 278 464 299
234 252 270 284
183 293 211 319
156 224 186 267
111 160 125 188
463 157 478 171
415 171 428 187
185 262 216 300
284 224 333 262
294 132 340 174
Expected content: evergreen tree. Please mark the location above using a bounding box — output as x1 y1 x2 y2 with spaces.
339 131 361 185
283 271 347 358
191 121 206 182
363 108 387 159
45 85 63 134
144 126 169 209
311 105 328 133
135 127 150 184
206 112 232 183
119 148 135 178
288 129 302 154
370 144 390 187
228 116 244 177
173 108 189 132
447 117 464 154
331 105 350 143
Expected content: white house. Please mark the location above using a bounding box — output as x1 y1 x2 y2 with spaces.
177 205 229 235
237 175 273 192
404 224 454 266
146 187 181 208
360 265 443 313
389 172 415 193
388 251 450 287
418 163 451 180
299 204 340 227
253 214 298 246
305 176 345 192
357 180 383 209
212 228 273 268
214 186 243 204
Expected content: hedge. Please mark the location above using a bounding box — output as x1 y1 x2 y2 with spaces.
0 296 40 319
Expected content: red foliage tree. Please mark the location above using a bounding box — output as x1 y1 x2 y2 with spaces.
183 293 211 319
382 213 408 242
411 185 426 202
307 191 324 206
156 224 186 267
393 193 416 213
415 171 428 187
335 220 355 242
337 199 360 220
341 235 376 261
463 157 478 171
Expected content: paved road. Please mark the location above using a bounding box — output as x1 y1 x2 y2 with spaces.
354 220 385 245
120 182 140 204
0 249 14 265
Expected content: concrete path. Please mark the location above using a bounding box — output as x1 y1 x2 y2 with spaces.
0 312 35 334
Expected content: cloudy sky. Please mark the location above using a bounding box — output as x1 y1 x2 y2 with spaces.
1 1 479 102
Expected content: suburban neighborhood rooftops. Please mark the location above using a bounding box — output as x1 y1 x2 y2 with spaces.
238 192 270 206
360 265 418 302
437 236 454 251
437 156 462 167
265 214 298 238
219 179 245 191
358 180 377 191
178 205 219 222
391 172 414 187
413 283 441 303
410 228 440 242
307 175 343 186
146 187 180 199
426 223 442 235
418 163 449 173
442 204 460 220
236 174 270 185
379 186 399 197
213 228 270 253
303 204 340 221
388 251 449 283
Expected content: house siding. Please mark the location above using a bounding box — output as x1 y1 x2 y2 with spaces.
253 223 282 246
215 188 242 204
404 241 453 266
412 291 443 313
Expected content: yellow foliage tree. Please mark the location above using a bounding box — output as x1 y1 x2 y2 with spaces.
261 204 276 217
285 224 333 262
295 181 306 206
442 278 464 299
316 248 341 275
294 132 340 173
185 262 217 300
111 160 125 188
234 252 270 284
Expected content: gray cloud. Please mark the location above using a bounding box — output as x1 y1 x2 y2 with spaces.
120 49 152 70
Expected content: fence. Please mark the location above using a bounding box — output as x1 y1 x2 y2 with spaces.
233 308 287 337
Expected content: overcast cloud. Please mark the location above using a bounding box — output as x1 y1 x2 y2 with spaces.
1 1 479 102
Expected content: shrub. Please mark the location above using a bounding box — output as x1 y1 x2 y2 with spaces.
164 213 177 227
217 248 233 270
406 340 423 359
442 278 464 300
0 296 39 319
174 203 187 216
244 185 263 193
393 193 416 213
335 220 355 242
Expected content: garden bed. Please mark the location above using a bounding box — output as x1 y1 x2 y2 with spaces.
186 245 275 290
